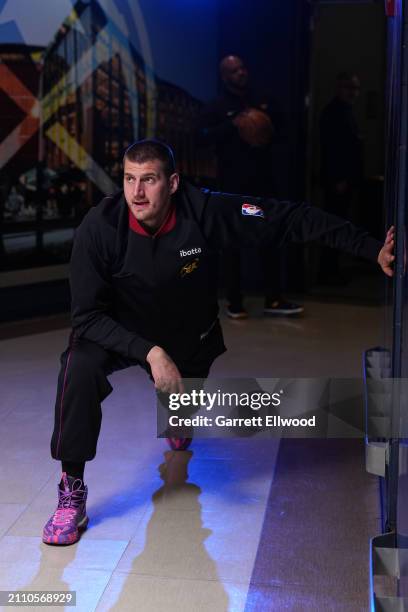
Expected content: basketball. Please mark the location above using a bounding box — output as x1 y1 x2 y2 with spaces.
233 108 274 147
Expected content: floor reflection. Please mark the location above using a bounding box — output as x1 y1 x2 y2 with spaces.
109 450 229 611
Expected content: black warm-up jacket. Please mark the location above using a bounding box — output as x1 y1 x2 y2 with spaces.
70 181 382 370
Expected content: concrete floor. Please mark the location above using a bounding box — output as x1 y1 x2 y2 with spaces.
0 297 383 611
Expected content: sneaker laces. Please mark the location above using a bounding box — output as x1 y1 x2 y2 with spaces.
52 479 86 526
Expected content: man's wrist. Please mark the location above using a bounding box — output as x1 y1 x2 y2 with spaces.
128 337 156 363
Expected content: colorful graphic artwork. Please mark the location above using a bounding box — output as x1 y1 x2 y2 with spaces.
0 0 216 271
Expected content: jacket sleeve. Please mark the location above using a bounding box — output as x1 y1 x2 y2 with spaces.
70 215 155 362
201 191 382 262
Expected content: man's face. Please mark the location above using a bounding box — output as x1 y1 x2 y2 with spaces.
123 158 179 229
338 76 360 105
221 56 248 90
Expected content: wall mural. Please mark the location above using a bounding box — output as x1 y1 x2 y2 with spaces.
0 0 217 272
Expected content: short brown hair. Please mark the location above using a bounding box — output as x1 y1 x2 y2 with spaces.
123 139 176 177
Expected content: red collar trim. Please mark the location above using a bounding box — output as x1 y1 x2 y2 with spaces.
128 204 176 237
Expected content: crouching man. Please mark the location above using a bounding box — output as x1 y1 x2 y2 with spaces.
43 139 394 545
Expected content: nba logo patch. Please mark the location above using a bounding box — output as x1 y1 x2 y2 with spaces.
242 203 264 218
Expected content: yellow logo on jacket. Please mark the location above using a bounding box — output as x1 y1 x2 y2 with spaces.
180 258 199 277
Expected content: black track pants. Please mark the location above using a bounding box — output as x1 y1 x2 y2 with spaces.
50 333 211 462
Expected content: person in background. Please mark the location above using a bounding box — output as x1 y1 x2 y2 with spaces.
198 55 303 318
319 72 364 284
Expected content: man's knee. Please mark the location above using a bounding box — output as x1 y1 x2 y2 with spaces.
60 338 112 393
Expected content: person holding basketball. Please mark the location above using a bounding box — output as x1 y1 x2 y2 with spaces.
198 55 304 319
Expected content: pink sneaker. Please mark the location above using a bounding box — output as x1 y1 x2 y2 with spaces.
43 473 88 545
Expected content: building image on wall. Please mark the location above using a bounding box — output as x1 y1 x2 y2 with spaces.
42 0 205 199
0 0 211 272
0 44 42 220
41 0 148 199
0 43 42 177
156 79 215 181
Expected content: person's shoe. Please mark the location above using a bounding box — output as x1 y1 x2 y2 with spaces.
264 300 304 316
226 304 248 319
42 472 88 545
166 437 193 451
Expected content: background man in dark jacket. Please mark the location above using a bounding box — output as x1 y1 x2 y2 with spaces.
43 139 394 547
198 55 303 318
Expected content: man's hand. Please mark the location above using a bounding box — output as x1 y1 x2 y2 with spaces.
146 346 184 394
378 226 395 277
